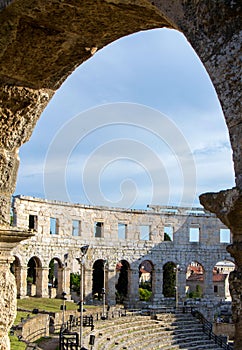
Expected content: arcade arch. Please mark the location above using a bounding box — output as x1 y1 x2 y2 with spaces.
92 259 106 300
0 2 241 348
27 256 42 297
163 261 176 298
139 260 153 301
48 257 63 298
213 260 235 301
186 261 204 299
116 260 130 304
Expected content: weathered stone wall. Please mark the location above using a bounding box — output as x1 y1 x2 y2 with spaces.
21 314 49 343
0 1 241 348
12 195 233 307
213 322 235 340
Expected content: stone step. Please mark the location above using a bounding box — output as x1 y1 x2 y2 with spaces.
82 312 228 350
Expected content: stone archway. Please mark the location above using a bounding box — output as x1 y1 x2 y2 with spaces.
0 1 241 348
116 259 130 304
27 256 42 297
139 259 153 301
163 261 176 298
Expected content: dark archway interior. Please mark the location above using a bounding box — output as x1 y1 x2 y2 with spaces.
92 259 105 299
116 260 129 303
163 261 176 298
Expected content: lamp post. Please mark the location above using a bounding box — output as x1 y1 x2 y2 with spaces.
76 245 89 349
102 259 108 319
61 253 68 325
174 264 181 310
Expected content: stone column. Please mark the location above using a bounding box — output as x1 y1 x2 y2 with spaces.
57 266 64 298
84 268 93 301
177 266 187 302
65 267 71 298
128 268 139 308
15 265 28 299
152 267 163 304
203 267 214 300
200 188 242 350
107 268 116 306
227 242 242 349
0 229 33 350
0 85 52 347
56 265 71 299
36 267 49 298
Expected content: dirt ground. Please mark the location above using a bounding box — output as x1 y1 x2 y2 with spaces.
37 334 59 350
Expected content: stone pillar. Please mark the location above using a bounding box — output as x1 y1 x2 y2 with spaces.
200 188 242 350
177 266 187 302
203 267 214 300
0 254 16 350
84 268 93 301
65 267 71 298
107 268 116 306
0 149 19 227
57 266 64 298
227 242 242 350
36 267 49 298
56 266 71 299
152 267 163 304
0 229 33 350
15 265 28 299
128 268 139 308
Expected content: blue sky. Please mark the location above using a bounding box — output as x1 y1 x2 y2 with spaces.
14 28 235 209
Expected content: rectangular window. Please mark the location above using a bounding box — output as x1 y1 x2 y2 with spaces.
220 228 230 243
72 220 80 236
164 225 173 241
29 215 38 231
50 217 59 235
214 285 218 293
140 225 150 241
94 222 103 238
118 223 127 239
189 227 199 242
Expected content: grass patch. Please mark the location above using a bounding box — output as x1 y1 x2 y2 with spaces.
34 336 51 344
9 335 26 350
14 311 32 325
17 297 78 313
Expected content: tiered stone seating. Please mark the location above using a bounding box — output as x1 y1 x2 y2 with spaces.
81 312 225 350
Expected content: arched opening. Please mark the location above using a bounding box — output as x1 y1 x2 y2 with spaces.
186 261 204 299
48 257 62 298
27 256 42 297
139 260 153 301
0 3 240 348
10 256 22 298
163 261 176 298
213 260 235 302
15 28 234 209
10 256 20 275
115 260 130 304
92 259 106 301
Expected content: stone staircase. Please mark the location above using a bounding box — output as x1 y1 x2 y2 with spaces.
82 312 227 350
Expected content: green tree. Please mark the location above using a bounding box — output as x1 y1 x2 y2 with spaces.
70 272 80 293
163 262 176 297
139 288 152 301
188 284 203 298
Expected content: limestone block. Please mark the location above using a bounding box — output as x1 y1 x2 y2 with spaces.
0 268 16 350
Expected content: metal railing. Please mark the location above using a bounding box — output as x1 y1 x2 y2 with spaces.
191 309 233 350
59 309 127 349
